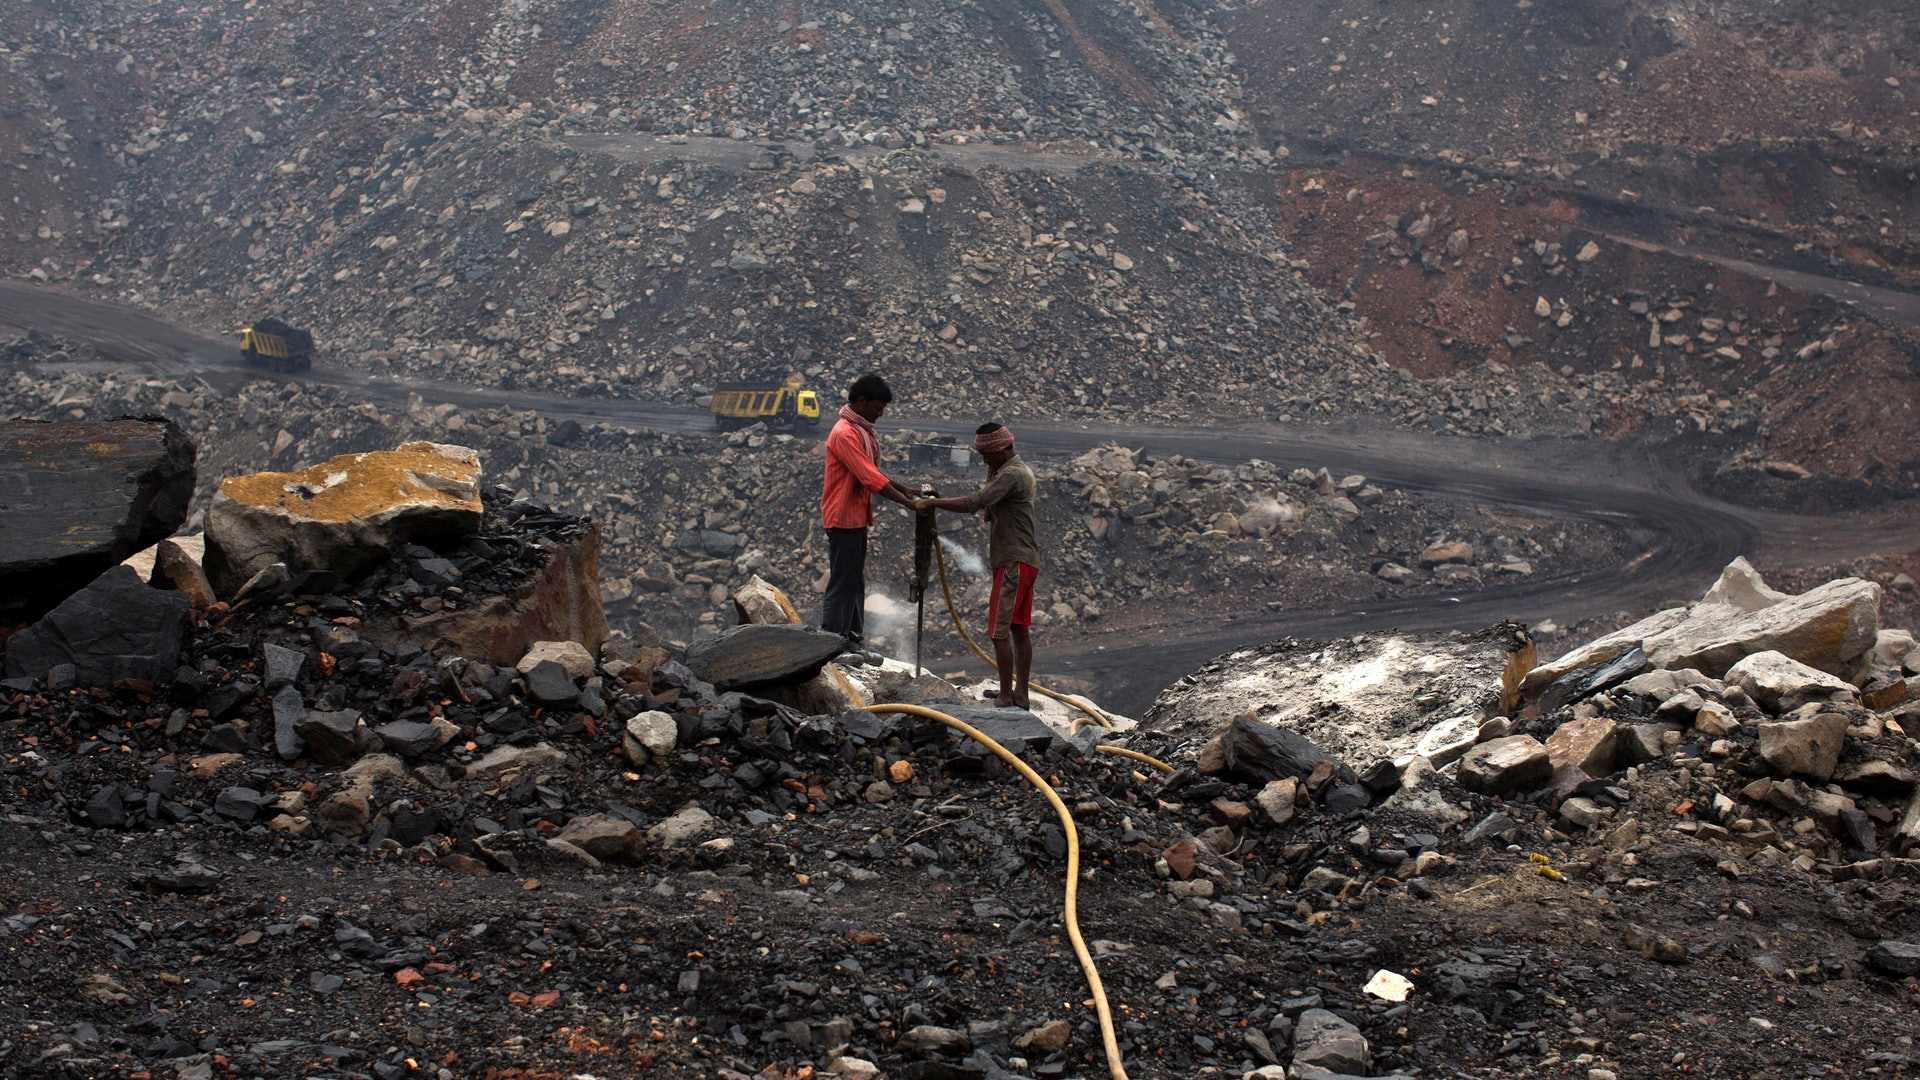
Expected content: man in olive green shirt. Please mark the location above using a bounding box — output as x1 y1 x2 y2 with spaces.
914 423 1040 708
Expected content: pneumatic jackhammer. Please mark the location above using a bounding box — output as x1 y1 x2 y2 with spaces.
910 485 938 676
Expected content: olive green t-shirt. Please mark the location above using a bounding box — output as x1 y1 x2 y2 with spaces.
959 455 1041 570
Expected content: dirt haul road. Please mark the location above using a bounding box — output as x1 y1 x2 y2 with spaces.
3 282 1911 713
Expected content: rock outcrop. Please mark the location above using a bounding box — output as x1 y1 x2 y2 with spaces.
370 517 610 666
1524 561 1880 693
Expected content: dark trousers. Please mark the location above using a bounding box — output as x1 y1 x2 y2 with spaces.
822 527 868 641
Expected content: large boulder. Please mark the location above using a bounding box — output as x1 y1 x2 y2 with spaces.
1524 563 1879 691
203 441 482 598
732 574 867 713
0 418 196 618
683 623 848 691
4 566 190 687
1644 578 1880 677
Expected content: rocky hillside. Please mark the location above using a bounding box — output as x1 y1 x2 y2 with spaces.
1224 0 1920 492
8 0 1915 478
0 0 1374 425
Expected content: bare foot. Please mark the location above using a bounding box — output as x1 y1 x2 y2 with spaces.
1012 691 1031 710
995 694 1019 708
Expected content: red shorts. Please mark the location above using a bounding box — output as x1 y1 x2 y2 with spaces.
988 562 1039 640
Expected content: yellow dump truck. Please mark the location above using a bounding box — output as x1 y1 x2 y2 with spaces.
239 317 314 373
709 378 822 431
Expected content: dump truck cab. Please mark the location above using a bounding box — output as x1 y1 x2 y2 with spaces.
709 376 822 432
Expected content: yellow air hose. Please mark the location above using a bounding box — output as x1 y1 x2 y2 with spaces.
931 543 1173 774
866 702 1133 1080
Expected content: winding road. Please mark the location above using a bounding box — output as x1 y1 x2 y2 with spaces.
3 282 1912 713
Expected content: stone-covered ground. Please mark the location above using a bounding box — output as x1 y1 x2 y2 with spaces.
2 491 1919 1080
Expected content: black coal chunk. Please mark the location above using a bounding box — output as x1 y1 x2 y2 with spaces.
4 566 191 687
524 660 581 706
1536 647 1649 714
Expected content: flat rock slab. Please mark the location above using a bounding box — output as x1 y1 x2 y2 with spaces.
203 441 482 598
376 720 443 757
0 418 196 618
4 565 191 687
923 701 1062 755
1865 940 1920 978
683 623 847 690
1536 647 1648 713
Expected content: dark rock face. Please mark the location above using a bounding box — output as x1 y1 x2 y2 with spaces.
922 702 1062 756
3 565 191 687
682 623 848 691
0 418 195 618
1536 647 1649 714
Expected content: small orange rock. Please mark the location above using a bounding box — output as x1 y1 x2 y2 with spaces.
889 760 915 783
508 991 531 1006
532 990 561 1007
394 968 426 988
